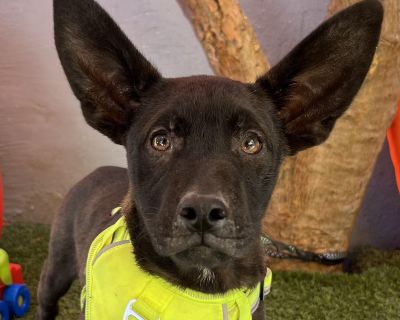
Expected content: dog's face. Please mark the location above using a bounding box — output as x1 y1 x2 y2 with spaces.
53 0 382 275
127 76 284 268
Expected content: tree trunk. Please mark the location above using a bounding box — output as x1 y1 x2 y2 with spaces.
179 0 400 271
177 0 269 82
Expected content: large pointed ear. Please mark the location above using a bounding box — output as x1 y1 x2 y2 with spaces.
53 0 161 144
256 0 383 155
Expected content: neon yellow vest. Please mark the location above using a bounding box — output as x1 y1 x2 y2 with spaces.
82 209 272 320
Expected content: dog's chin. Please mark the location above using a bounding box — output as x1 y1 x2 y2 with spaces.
171 245 232 270
153 235 253 271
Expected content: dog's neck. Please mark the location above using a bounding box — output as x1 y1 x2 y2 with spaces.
121 194 266 294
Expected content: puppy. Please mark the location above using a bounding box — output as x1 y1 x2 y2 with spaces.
37 0 383 319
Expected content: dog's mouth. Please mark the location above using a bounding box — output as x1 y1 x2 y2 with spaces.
152 232 251 268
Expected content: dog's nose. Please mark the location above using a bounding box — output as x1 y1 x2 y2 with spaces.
178 194 227 233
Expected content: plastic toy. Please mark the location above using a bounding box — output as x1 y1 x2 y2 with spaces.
0 171 31 319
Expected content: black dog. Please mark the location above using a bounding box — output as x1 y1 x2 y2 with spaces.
37 0 383 319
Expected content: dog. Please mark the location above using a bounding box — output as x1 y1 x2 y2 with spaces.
37 0 383 319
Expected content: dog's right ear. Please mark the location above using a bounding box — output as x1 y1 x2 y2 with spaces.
256 0 383 155
53 0 161 144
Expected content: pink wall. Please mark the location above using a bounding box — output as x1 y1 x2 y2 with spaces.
0 1 123 223
0 0 211 223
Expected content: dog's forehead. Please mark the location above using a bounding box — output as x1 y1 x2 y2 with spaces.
167 75 253 110
142 75 269 129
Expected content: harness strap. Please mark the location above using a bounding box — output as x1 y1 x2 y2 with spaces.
126 275 272 320
132 278 175 319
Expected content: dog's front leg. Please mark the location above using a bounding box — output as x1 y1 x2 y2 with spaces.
36 256 76 320
79 310 85 320
37 218 77 320
252 303 266 320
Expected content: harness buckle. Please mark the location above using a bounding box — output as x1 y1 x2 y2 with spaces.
123 299 160 320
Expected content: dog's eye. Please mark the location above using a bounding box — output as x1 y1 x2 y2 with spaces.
152 134 171 151
241 134 262 154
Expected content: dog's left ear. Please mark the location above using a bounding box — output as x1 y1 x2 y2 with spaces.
53 0 161 144
256 0 383 155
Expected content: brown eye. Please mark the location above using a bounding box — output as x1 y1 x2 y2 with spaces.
241 134 262 154
151 134 170 151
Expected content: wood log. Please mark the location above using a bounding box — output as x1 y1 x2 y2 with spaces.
179 0 400 271
177 0 269 82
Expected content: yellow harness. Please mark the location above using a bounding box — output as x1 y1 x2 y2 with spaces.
81 208 272 320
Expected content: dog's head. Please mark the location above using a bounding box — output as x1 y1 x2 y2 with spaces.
54 0 382 289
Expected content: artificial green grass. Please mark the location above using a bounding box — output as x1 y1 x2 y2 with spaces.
1 224 80 319
1 224 399 319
